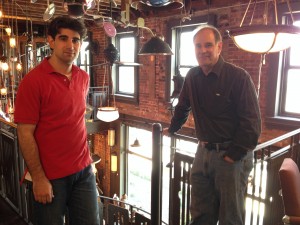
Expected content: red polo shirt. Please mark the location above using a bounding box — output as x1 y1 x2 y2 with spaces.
14 58 92 180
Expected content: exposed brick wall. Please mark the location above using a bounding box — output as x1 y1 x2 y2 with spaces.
92 132 112 197
89 1 296 194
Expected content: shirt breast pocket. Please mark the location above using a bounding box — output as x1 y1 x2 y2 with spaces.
210 93 232 116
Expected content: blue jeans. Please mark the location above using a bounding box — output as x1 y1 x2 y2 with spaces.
190 145 253 225
33 165 100 225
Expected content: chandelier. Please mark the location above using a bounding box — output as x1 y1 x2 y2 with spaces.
227 0 300 54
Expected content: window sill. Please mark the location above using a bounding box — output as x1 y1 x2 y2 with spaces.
265 116 300 129
115 94 138 105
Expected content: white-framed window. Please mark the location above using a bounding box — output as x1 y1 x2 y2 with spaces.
126 126 170 223
278 19 300 116
172 26 199 77
267 5 300 127
114 31 139 104
123 125 198 223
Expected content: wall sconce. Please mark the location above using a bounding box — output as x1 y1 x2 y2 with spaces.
111 152 118 172
108 128 115 147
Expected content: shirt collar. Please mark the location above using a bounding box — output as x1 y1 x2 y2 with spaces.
40 57 80 76
210 56 224 78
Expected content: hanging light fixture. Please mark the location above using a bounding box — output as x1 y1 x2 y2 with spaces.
227 0 300 54
9 36 16 48
5 27 11 36
139 35 173 55
138 26 173 55
131 138 141 147
0 87 7 95
16 62 22 72
1 61 9 71
131 0 184 11
96 44 119 122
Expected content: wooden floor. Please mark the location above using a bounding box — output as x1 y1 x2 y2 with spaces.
0 196 28 225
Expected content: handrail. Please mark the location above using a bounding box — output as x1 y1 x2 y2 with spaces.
169 127 300 225
254 128 300 150
99 195 168 225
99 195 151 216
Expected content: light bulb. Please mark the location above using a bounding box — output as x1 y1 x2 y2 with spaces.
1 62 9 71
5 27 11 36
9 37 16 48
16 62 22 71
0 88 7 95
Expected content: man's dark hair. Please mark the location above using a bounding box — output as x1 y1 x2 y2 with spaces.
47 16 87 40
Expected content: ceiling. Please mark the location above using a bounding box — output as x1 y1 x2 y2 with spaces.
1 0 284 34
0 0 255 25
0 0 122 24
1 0 294 25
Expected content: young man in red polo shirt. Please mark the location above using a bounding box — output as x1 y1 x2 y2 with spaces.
14 16 100 225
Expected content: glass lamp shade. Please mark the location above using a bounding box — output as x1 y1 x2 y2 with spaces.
97 107 119 122
227 25 300 53
139 36 173 55
108 129 115 147
111 153 118 172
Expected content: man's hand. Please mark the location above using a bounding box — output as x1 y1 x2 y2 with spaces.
33 177 53 204
162 127 170 136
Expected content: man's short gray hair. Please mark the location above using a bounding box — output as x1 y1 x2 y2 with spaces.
193 24 222 43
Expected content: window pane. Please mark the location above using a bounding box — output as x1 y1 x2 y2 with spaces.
290 43 300 66
128 154 151 212
179 67 192 77
119 67 134 94
120 37 135 62
80 42 90 65
180 32 198 66
127 127 170 223
285 69 300 113
290 21 300 66
176 139 198 156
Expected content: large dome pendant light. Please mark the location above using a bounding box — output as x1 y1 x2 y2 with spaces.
227 0 300 54
96 43 119 123
226 0 300 98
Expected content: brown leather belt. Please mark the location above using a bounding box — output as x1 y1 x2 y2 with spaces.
199 141 231 152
